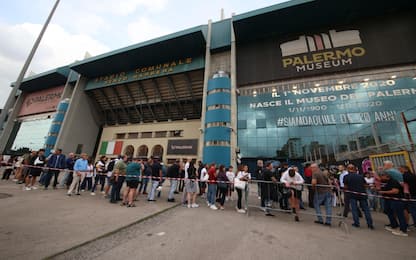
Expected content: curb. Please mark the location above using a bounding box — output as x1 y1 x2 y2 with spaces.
43 203 181 260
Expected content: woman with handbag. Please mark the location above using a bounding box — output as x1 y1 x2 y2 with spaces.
235 164 251 213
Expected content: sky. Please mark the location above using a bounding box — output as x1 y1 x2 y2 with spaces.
0 0 287 108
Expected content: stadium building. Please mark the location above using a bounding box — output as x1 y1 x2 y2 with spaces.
1 0 416 168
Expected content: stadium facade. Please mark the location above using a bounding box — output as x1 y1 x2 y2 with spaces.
1 0 416 168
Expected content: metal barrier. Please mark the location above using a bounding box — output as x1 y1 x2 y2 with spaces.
369 151 412 170
244 180 349 233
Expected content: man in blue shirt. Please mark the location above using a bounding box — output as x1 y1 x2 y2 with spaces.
44 149 66 190
67 153 88 196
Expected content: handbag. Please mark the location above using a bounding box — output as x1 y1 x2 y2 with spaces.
234 177 246 190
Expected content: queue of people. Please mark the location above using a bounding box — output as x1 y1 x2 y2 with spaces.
1 152 416 237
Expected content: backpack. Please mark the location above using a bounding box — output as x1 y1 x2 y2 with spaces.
188 166 197 179
107 160 116 172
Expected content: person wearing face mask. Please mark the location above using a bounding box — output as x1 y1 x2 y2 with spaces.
281 167 304 221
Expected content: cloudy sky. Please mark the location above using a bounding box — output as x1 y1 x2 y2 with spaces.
0 0 286 108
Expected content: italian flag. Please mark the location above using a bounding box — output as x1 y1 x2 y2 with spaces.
99 141 123 155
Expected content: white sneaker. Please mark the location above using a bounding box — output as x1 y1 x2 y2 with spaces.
90 192 96 196
210 205 218 210
100 191 105 194
187 204 191 208
191 203 199 208
392 230 408 237
207 202 211 207
237 209 246 214
25 187 31 191
258 196 261 200
31 186 38 190
385 226 398 232
81 189 85 192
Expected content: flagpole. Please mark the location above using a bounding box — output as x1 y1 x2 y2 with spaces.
0 0 61 131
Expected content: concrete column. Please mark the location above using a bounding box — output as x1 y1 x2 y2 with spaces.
0 92 24 153
198 20 212 163
54 76 101 156
230 18 238 169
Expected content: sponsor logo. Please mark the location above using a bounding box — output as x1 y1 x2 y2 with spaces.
280 30 366 72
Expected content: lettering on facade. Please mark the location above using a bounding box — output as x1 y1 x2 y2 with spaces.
93 58 193 86
280 30 365 73
246 78 416 126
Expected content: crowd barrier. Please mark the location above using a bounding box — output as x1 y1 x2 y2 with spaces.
2 163 415 234
2 163 415 202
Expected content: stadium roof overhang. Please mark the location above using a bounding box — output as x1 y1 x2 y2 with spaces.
70 25 208 78
17 66 72 92
232 0 416 43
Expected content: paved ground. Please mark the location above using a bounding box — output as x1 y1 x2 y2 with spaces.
0 179 178 260
1 179 415 260
52 189 415 260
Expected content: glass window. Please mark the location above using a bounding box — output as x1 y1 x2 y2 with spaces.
256 119 266 128
237 120 247 129
12 118 53 151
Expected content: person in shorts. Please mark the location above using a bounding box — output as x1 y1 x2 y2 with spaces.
25 149 46 190
281 167 304 221
123 158 144 207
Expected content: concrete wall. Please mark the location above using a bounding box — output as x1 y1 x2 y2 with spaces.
210 52 231 76
55 77 101 156
98 119 201 162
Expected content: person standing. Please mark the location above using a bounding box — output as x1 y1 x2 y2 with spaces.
207 163 218 210
123 158 143 207
226 166 235 201
110 155 128 203
148 157 162 202
91 156 108 196
235 164 251 213
281 167 304 221
399 165 416 229
379 171 408 236
364 171 377 211
277 163 289 210
344 164 374 229
311 163 332 226
138 159 151 195
303 163 314 208
67 153 88 196
25 149 46 190
167 159 180 202
199 163 208 198
216 165 229 210
185 160 199 208
81 157 94 192
261 162 277 216
44 149 66 190
61 153 75 189
254 160 264 200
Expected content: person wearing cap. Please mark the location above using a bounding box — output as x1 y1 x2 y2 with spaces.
378 170 408 237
